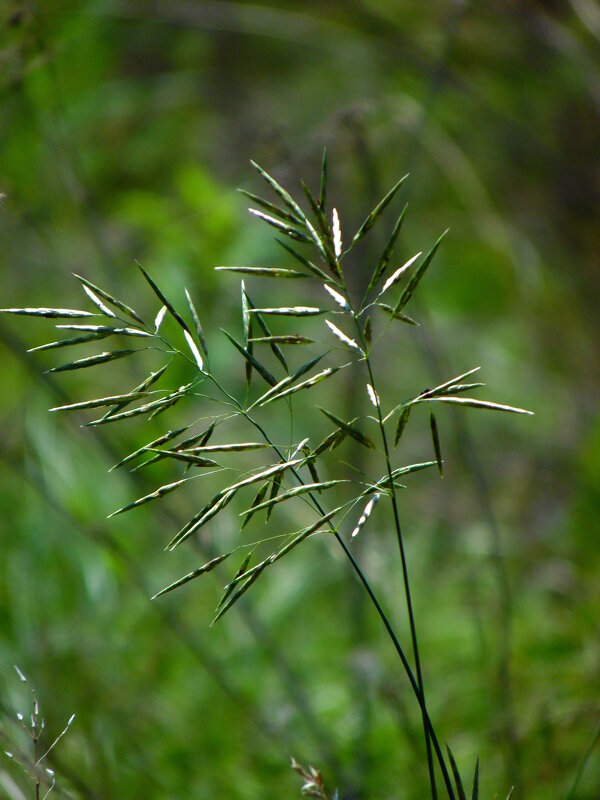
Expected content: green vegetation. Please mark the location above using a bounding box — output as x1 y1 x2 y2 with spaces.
1 3 599 798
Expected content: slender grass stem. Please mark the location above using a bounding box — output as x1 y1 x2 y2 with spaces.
350 307 439 800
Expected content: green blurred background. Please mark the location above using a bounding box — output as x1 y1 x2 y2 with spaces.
0 1 599 798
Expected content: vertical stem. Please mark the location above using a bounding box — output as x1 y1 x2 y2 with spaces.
352 311 438 800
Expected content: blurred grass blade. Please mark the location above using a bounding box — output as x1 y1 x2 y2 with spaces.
168 489 237 550
237 188 302 225
56 324 152 338
248 354 325 409
81 284 116 318
216 266 309 279
426 397 533 415
379 252 421 296
351 493 380 539
260 366 340 406
0 307 96 318
222 329 277 387
366 203 409 295
147 449 219 467
393 230 448 314
184 329 204 370
248 335 314 345
50 392 150 412
319 407 375 450
184 288 209 365
394 406 411 447
243 288 287 371
184 443 268 453
87 385 188 425
471 758 479 800
108 477 192 517
152 552 232 599
275 239 334 284
313 427 346 456
217 553 253 610
351 174 409 248
265 471 282 521
249 306 326 316
363 316 372 345
110 427 189 470
446 746 467 800
102 365 169 420
430 412 443 477
371 461 437 492
135 421 216 470
325 320 362 352
241 482 270 529
248 209 313 243
138 264 192 337
319 148 327 211
416 367 481 399
154 305 167 332
74 273 145 325
240 480 344 517
241 281 253 388
228 507 342 592
212 561 270 624
377 303 419 326
323 284 349 311
46 349 136 373
27 331 113 352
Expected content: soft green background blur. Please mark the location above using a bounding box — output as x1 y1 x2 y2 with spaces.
1 2 599 798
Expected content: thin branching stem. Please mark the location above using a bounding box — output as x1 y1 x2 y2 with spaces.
202 366 455 799
348 299 439 800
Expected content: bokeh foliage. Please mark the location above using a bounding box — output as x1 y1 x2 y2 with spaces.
0 1 599 798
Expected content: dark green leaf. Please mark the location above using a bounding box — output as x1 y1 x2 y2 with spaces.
318 407 375 450
471 758 479 800
394 406 411 447
393 230 448 314
430 412 443 477
138 264 192 337
167 489 237 550
222 329 277 387
319 147 327 211
275 239 335 284
365 203 409 294
363 316 372 346
446 746 467 800
243 289 287 371
241 482 270 529
351 174 409 247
